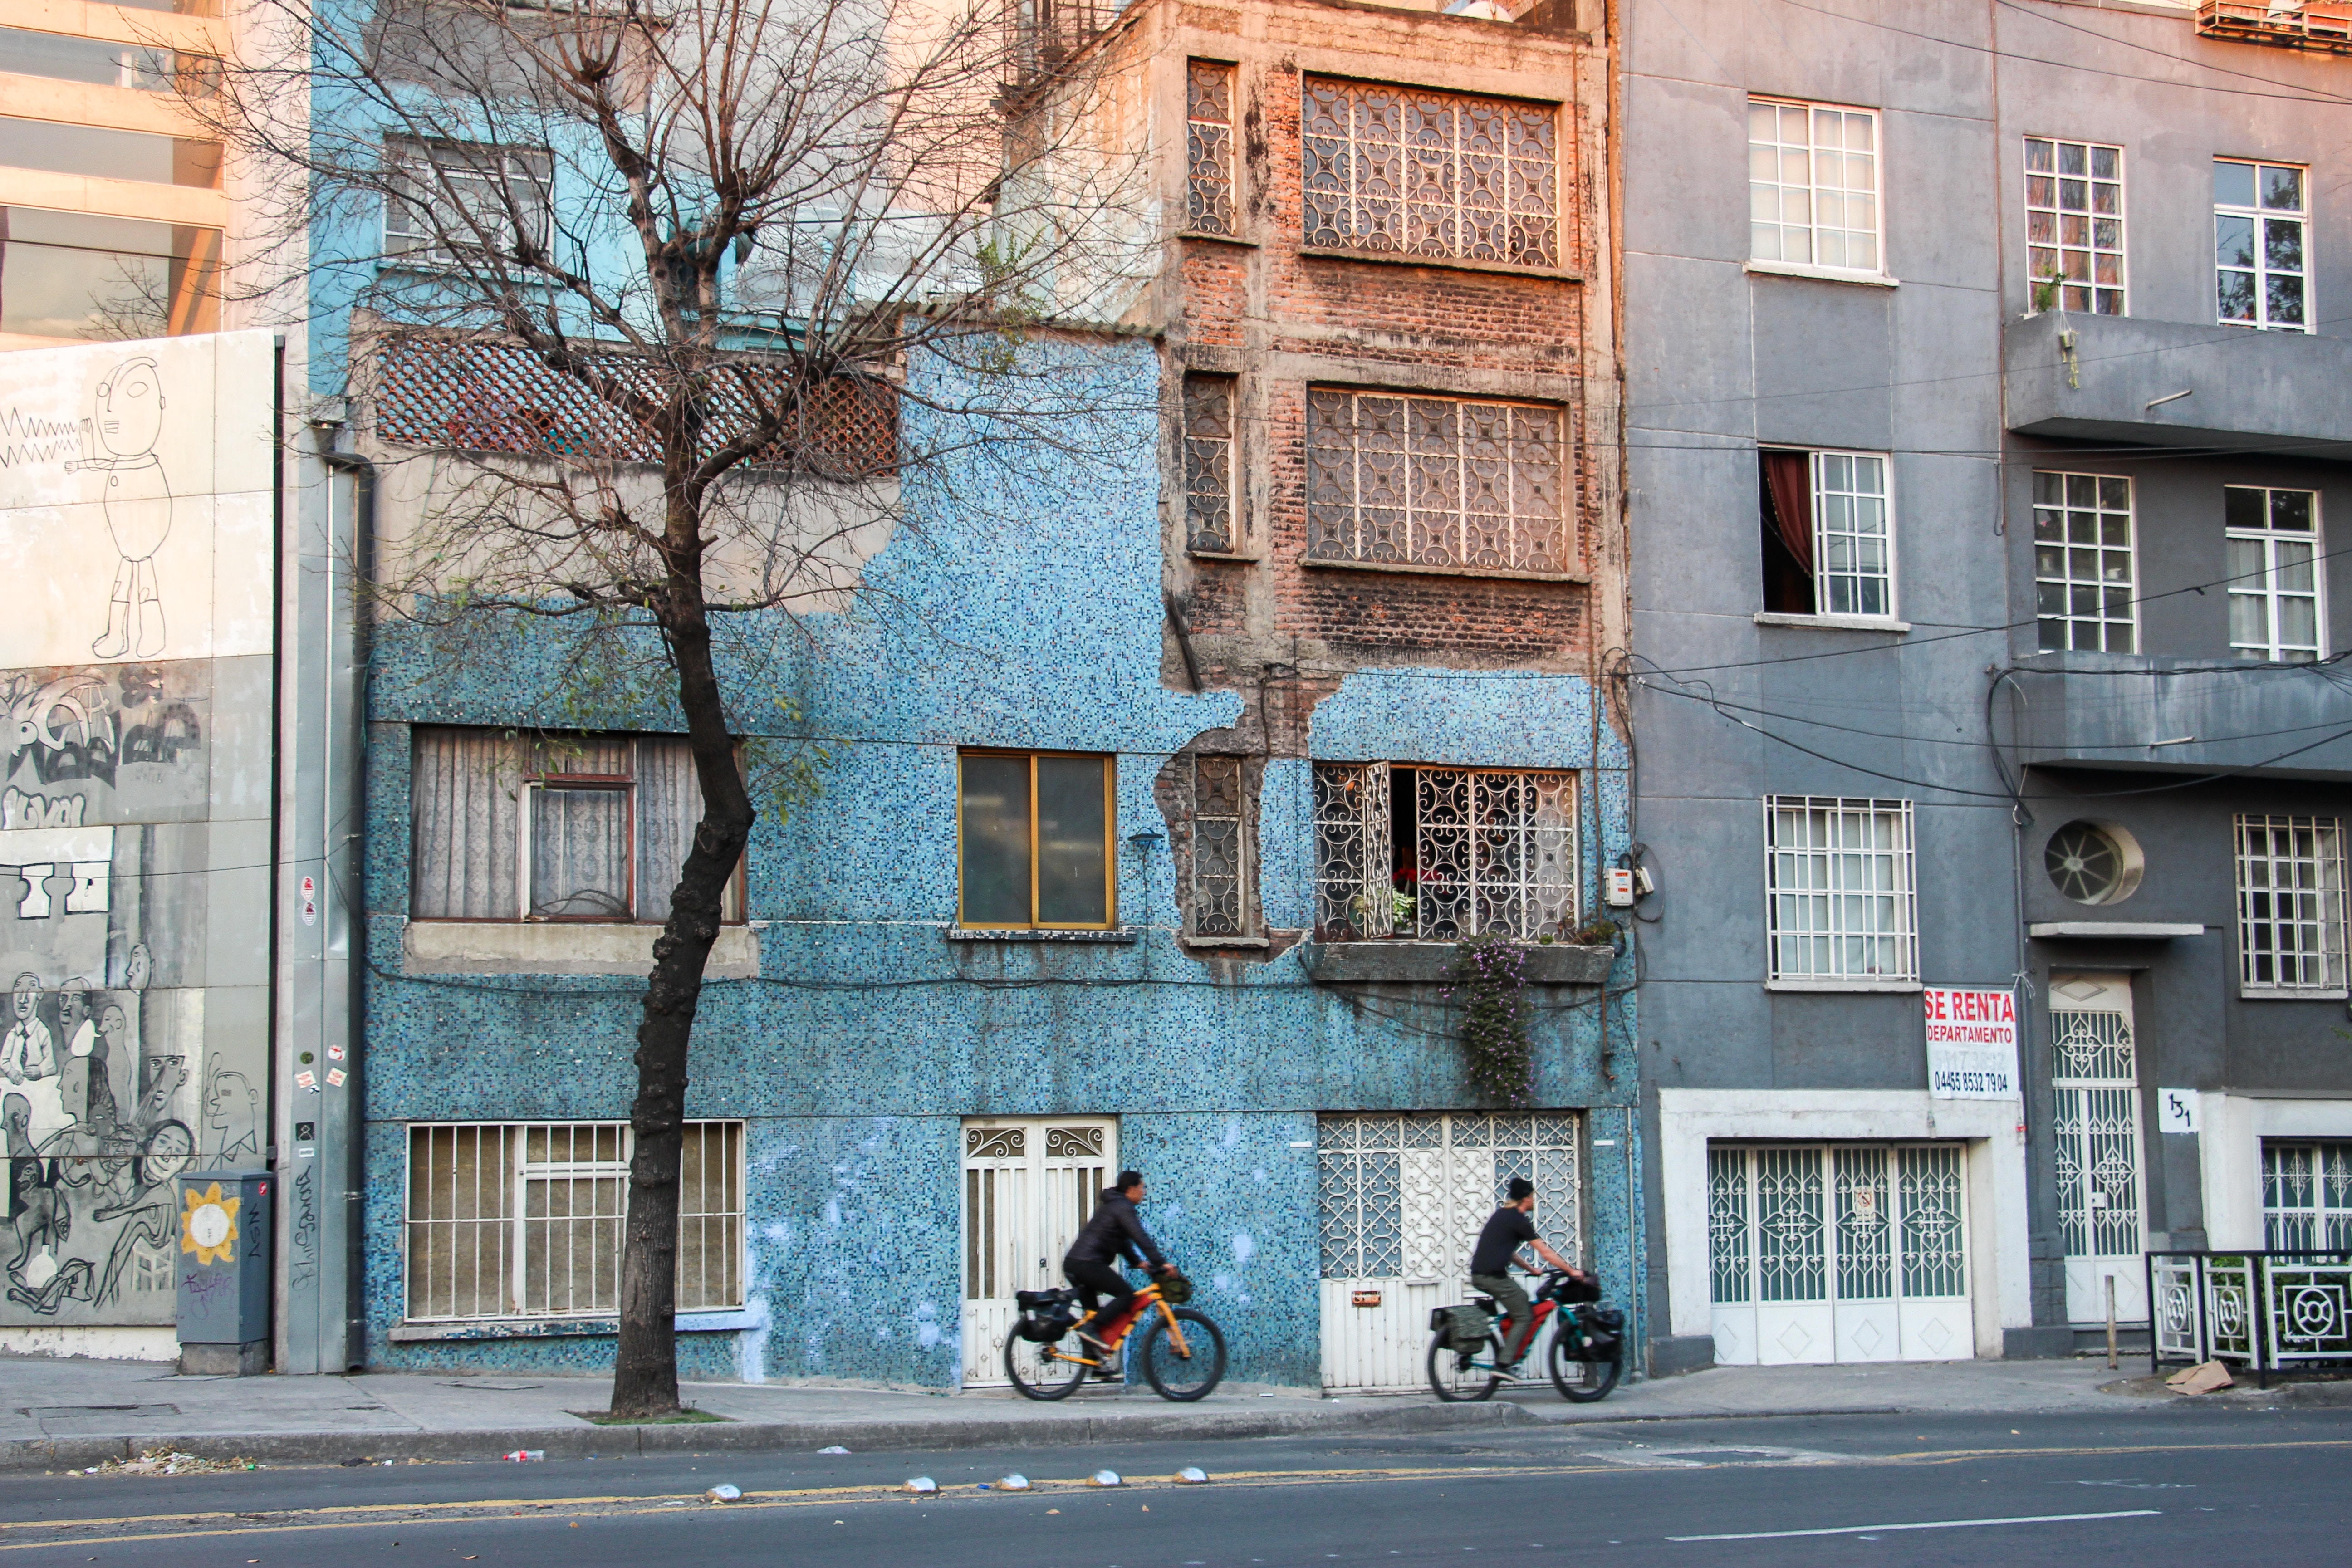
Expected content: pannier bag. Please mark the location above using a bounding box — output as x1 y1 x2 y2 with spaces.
1158 1270 1194 1305
1013 1287 1079 1344
1429 1304 1494 1352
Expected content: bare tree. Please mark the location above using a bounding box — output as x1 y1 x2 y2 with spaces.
196 0 1149 1415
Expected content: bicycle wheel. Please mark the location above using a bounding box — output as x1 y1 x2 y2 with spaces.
1005 1327 1089 1401
1426 1330 1500 1402
1547 1327 1622 1404
1137 1306 1226 1401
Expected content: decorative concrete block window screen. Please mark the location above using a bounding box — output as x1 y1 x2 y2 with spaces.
1183 372 1238 552
2226 486 2325 660
1305 389 1568 575
1300 77 1559 268
1758 448 1892 618
1186 754 1250 939
1313 762 1578 941
383 137 552 269
2032 471 2136 653
403 1120 743 1320
2215 158 2308 331
1186 61 1237 236
2234 814 2349 995
2263 1141 2352 1250
1763 796 1916 985
1749 98 1880 273
410 728 742 923
2025 137 2125 315
957 751 1116 928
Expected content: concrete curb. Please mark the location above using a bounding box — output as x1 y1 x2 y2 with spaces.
0 1398 1538 1474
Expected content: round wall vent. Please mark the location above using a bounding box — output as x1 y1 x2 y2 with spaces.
2044 820 2144 906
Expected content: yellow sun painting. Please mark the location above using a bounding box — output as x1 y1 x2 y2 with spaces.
180 1183 241 1266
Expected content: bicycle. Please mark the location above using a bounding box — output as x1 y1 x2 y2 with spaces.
1004 1269 1227 1401
1426 1269 1624 1404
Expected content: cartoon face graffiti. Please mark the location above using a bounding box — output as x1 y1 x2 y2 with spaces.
94 359 164 461
70 357 174 660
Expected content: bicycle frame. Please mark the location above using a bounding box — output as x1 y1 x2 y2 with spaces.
1047 1281 1191 1367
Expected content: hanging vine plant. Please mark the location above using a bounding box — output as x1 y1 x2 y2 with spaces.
1438 931 1534 1105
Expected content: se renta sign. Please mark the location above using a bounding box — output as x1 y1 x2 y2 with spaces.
1922 986 2020 1099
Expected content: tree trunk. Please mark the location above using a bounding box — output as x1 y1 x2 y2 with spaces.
608 585 754 1419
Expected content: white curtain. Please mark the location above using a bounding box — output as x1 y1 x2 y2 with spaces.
634 737 738 922
529 786 631 918
411 730 523 919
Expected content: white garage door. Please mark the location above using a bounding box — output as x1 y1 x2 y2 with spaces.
1709 1142 1970 1365
1317 1112 1583 1391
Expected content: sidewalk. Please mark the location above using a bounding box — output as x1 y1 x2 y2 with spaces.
0 1354 2217 1472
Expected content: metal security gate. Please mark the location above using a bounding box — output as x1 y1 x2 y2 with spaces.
1709 1143 1970 1365
959 1117 1115 1386
1317 1112 1582 1391
2049 973 2146 1325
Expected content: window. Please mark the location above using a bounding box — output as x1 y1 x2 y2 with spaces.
1764 796 1916 985
1305 388 1568 575
2215 158 2308 332
2235 814 2348 995
2024 137 2124 315
1758 449 1892 618
1749 98 1879 274
409 729 741 923
2264 1142 2352 1250
0 208 220 340
0 117 220 188
2033 471 2136 653
1186 61 1237 237
957 751 1115 929
2226 487 2323 661
385 138 553 267
1186 754 1251 939
0 27 219 94
1313 762 1578 942
403 1121 742 1321
1301 77 1559 269
1182 372 1237 553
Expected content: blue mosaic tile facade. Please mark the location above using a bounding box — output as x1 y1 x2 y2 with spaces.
360 335 1640 1386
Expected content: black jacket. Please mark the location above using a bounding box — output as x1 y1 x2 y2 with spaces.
1064 1190 1165 1269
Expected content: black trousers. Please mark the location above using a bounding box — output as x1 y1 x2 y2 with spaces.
1064 1258 1135 1333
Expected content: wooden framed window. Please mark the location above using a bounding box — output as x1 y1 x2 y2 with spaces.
957 751 1117 929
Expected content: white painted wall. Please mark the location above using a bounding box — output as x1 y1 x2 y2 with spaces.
2195 1093 2352 1251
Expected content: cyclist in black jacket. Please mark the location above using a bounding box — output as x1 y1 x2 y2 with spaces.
1063 1170 1171 1362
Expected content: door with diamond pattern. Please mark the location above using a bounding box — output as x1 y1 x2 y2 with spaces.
2049 973 2147 1325
959 1117 1116 1386
1709 1143 1971 1365
1317 1112 1583 1391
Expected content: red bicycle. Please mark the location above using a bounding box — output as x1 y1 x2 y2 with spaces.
1427 1269 1624 1403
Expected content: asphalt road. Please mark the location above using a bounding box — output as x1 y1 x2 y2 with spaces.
2 1403 2345 1567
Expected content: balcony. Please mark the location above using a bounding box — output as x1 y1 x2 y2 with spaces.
2003 312 2352 461
2196 0 2352 53
2001 653 2352 779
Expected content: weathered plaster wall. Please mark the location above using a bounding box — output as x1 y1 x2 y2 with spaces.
361 335 1637 1384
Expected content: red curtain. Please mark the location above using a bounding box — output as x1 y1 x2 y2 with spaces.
1760 449 1813 577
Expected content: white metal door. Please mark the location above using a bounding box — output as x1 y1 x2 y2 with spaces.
2049 973 2148 1325
959 1117 1115 1387
1710 1143 1971 1365
1318 1112 1583 1391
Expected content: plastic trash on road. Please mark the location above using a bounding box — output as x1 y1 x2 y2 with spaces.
905 1476 939 1495
504 1450 545 1463
1088 1470 1122 1488
704 1485 743 1503
1173 1466 1210 1485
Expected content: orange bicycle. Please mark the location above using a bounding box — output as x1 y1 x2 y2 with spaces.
1005 1270 1226 1401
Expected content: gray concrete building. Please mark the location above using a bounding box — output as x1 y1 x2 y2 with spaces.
1621 0 2352 1372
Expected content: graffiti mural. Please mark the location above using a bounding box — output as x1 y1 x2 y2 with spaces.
0 331 274 1334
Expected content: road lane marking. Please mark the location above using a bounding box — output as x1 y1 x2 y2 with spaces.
1668 1509 2162 1542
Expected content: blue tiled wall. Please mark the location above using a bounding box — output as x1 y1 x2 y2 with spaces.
361 334 1640 1384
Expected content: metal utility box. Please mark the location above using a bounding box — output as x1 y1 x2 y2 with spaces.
174 1169 273 1376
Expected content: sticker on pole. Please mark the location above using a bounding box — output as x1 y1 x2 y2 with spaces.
299 873 318 926
1923 986 2019 1098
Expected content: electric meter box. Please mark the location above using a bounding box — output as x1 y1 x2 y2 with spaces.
174 1168 273 1376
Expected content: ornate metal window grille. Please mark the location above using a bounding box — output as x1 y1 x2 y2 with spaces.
1313 763 1579 941
1187 754 1249 938
403 1120 743 1321
1833 1146 1892 1302
1313 760 1393 937
967 1126 1025 1159
2234 814 2348 995
1305 389 1569 574
1763 796 1916 983
2033 471 2137 653
2050 1008 2142 1260
1899 1146 1966 1298
1301 77 1558 267
1754 1146 1826 1303
1709 1144 1967 1310
1186 61 1237 236
1317 1112 1580 1282
1183 373 1237 553
1044 1125 1103 1160
1707 1147 1751 1305
2024 137 2125 316
2264 1141 2352 1250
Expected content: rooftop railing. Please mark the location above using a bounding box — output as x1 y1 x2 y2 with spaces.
2196 0 2352 53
